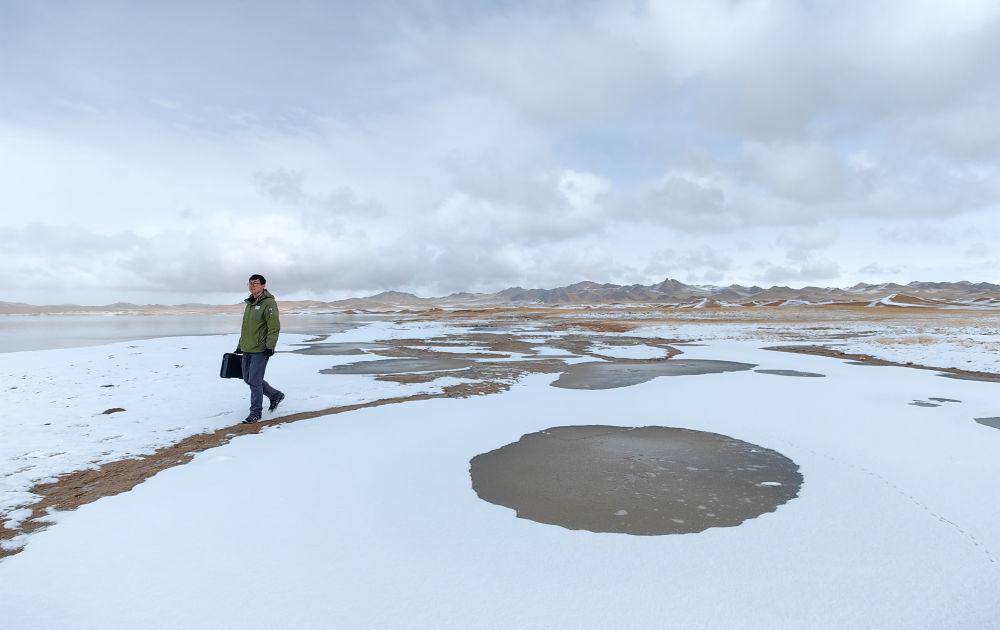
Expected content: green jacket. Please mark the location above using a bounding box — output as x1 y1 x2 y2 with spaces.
239 289 280 353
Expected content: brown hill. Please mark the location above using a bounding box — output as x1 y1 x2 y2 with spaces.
3 279 998 313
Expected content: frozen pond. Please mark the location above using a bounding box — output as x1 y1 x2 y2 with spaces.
0 314 365 353
551 359 755 389
754 369 826 377
470 425 802 535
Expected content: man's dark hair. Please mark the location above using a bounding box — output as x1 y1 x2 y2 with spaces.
249 274 267 285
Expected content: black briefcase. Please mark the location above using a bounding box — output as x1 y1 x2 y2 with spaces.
220 353 243 379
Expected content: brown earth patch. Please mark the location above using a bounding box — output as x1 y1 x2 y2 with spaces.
375 373 440 384
551 320 641 333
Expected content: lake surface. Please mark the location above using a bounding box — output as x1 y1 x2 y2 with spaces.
0 314 366 353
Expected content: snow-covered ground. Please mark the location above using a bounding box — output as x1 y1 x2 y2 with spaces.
635 321 1000 373
0 321 471 525
833 333 1000 372
2 332 1000 628
3 316 1000 627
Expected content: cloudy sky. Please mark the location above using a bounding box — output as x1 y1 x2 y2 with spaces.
3 0 999 304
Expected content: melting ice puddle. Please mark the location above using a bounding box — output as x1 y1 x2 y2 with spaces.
320 357 475 375
974 417 1000 430
550 360 755 390
290 342 390 356
754 369 826 378
470 425 802 535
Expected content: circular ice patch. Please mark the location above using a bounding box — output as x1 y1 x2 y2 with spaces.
470 425 802 535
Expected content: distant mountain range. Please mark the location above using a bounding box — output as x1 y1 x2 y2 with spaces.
328 279 1000 309
3 279 999 314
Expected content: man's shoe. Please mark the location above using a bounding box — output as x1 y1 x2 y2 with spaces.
242 413 261 424
268 392 285 412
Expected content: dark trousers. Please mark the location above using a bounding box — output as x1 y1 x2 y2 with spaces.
242 352 281 415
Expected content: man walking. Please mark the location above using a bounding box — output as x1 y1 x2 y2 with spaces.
235 274 285 424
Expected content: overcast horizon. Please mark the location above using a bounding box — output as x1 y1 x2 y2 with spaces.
3 1 999 305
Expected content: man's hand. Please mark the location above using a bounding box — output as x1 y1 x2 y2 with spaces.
264 348 275 357
234 347 243 354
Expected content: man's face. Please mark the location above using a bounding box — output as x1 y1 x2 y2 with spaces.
248 279 265 298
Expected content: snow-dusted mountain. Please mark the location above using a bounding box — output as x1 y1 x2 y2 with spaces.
332 278 1000 308
4 279 998 313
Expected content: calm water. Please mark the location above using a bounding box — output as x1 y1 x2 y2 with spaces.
0 314 367 353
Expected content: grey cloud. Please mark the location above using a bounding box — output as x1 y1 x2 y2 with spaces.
445 156 566 214
441 9 658 124
679 246 733 273
902 100 1000 161
741 143 860 205
647 2 1000 139
858 262 903 276
630 174 736 233
256 169 307 205
254 168 385 235
964 242 991 258
433 2 1000 141
425 159 614 246
9 224 157 291
643 246 733 282
956 258 1000 277
777 226 840 252
759 259 840 283
10 223 144 257
878 225 956 246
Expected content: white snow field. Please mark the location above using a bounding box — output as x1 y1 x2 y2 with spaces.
2 337 999 629
632 320 1000 374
